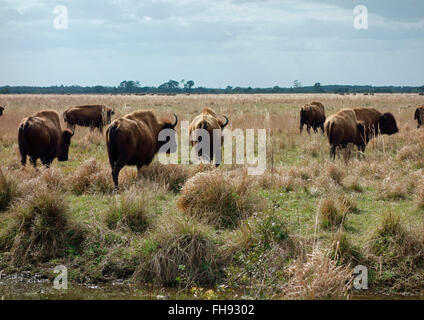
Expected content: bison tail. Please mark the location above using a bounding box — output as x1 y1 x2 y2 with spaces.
107 123 119 163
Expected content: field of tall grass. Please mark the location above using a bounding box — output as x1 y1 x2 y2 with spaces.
1 93 424 299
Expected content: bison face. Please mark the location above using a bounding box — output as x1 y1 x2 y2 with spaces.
379 113 398 135
58 129 74 161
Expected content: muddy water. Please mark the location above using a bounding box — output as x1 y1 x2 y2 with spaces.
0 274 422 300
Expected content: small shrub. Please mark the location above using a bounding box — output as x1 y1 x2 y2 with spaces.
330 231 358 263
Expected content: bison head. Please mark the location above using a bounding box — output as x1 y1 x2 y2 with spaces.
57 129 74 161
0 106 4 116
158 113 178 154
379 112 399 135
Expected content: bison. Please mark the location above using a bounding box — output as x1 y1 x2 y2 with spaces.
353 108 398 136
189 107 229 165
0 106 4 116
299 101 326 134
106 110 178 191
63 105 115 133
324 108 369 162
414 106 424 128
18 110 74 168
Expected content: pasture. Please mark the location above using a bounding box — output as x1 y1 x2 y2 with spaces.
1 93 424 299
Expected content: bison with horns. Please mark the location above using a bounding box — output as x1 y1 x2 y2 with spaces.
189 107 229 165
106 110 178 191
63 105 115 133
18 109 74 167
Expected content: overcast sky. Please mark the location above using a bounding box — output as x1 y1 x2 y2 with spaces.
1 0 423 87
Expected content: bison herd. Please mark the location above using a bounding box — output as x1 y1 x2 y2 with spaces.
1 101 424 190
301 103 399 162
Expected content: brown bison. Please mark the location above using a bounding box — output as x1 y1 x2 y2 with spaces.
414 106 424 128
106 110 178 191
324 108 369 161
63 105 115 133
18 110 74 167
353 108 398 136
189 107 229 165
0 106 4 116
300 101 326 134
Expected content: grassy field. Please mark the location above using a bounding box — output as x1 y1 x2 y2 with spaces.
1 93 424 299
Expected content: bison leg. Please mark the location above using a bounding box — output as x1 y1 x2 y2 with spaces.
306 125 311 135
330 146 336 160
20 153 27 167
98 125 103 134
320 124 324 134
299 123 304 134
30 157 37 168
111 159 127 191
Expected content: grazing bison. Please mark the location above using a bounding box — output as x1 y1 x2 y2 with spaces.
63 105 115 133
353 108 398 136
414 106 424 128
324 108 369 162
299 101 326 134
106 110 178 191
189 107 229 165
0 106 4 116
18 110 74 168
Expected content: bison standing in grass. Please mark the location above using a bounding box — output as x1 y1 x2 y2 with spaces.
63 105 115 133
324 108 369 163
189 107 229 165
106 110 178 191
18 110 74 168
414 106 424 128
299 101 326 134
353 108 398 136
0 106 4 116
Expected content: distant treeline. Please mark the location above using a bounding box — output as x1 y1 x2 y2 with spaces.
1 80 423 95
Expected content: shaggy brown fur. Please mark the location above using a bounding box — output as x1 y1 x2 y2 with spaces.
18 110 74 167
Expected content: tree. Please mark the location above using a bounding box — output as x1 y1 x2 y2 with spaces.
313 82 324 93
158 80 180 92
184 80 195 90
119 81 141 93
293 80 302 89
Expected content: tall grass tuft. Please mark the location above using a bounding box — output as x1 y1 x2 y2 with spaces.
0 168 17 212
104 189 152 233
4 188 85 265
135 213 219 286
281 248 352 300
69 158 112 195
177 170 264 229
318 198 347 230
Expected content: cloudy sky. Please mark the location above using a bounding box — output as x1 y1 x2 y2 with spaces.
1 0 423 87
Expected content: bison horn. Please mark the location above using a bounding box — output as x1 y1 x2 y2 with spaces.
221 115 229 128
71 129 75 137
171 113 178 128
